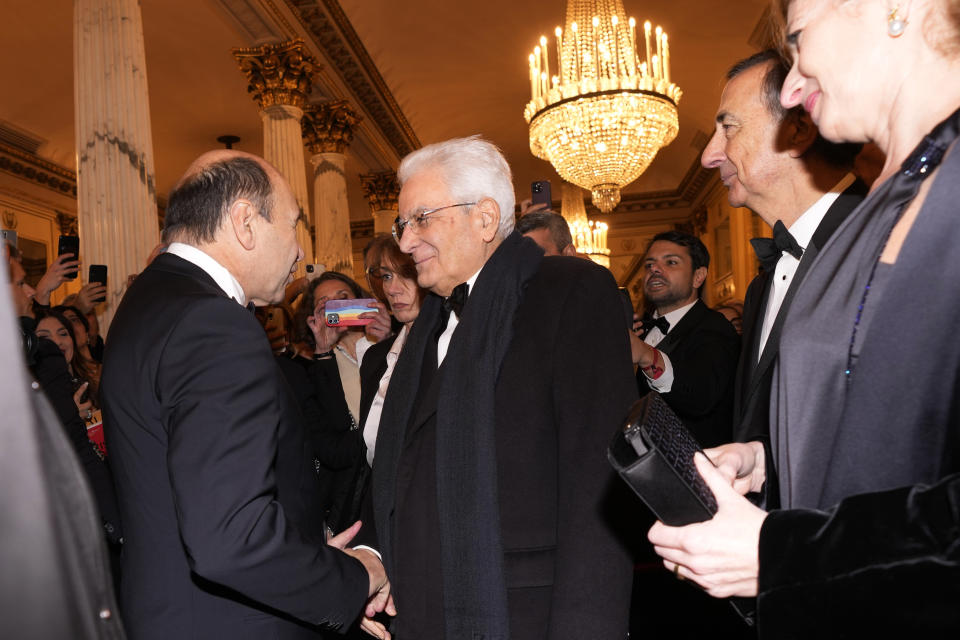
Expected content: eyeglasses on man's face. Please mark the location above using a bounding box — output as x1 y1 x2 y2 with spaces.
392 202 477 242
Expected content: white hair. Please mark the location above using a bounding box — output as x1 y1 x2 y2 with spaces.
397 135 516 239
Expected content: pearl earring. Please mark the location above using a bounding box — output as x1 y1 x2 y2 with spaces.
888 6 907 37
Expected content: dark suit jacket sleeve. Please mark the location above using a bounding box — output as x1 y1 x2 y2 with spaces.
661 315 740 418
756 473 960 635
548 265 637 638
158 298 368 628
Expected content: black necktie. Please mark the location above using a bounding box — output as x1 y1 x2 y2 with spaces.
246 301 257 313
750 220 804 272
640 315 670 336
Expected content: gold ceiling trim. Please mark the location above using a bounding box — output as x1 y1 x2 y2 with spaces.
0 142 77 197
285 0 421 158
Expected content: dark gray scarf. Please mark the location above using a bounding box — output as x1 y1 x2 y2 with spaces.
372 231 542 639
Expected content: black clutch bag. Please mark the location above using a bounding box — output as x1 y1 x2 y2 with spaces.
607 392 717 526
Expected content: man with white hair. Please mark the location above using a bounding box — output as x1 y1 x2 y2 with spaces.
368 136 637 639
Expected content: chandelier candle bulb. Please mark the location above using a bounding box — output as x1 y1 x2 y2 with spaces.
663 34 670 84
644 21 652 75
541 36 550 85
555 27 563 81
628 18 637 76
655 26 663 79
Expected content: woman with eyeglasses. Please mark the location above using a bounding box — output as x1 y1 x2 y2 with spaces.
332 234 427 534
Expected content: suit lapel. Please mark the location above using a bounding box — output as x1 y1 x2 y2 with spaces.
734 270 772 416
656 299 707 355
747 178 868 399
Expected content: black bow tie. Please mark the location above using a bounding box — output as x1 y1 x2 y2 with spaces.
750 220 804 271
640 315 670 336
443 282 469 318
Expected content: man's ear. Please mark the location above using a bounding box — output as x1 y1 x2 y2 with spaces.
476 198 501 243
561 243 579 257
787 111 818 158
228 199 257 250
692 265 708 290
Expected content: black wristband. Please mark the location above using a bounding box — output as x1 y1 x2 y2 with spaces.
313 350 334 360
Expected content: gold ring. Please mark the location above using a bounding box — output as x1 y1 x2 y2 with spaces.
673 564 684 580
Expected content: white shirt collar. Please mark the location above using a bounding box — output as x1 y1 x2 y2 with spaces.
655 299 698 329
786 172 855 250
166 242 246 306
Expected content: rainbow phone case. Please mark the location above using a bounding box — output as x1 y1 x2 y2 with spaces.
324 298 378 326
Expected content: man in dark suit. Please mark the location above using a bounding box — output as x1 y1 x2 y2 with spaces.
634 231 741 449
700 50 866 507
102 151 392 640
367 136 636 639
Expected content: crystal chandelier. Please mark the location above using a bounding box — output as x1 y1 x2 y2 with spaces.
524 0 682 213
561 182 611 268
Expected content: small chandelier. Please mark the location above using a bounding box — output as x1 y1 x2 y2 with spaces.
524 0 682 213
561 182 611 268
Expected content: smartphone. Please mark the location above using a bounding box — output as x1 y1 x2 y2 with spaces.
531 180 552 208
325 298 378 327
58 235 80 280
305 263 326 281
89 264 108 303
0 229 16 248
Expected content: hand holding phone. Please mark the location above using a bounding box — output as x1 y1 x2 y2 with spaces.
325 298 379 327
88 265 108 303
57 235 80 280
531 180 552 209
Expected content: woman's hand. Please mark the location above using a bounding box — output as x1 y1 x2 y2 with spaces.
306 312 346 353
35 254 80 305
703 441 767 496
363 302 393 343
73 382 93 420
75 282 107 313
648 453 768 598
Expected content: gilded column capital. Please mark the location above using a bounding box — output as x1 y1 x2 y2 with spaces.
359 170 400 214
302 100 363 154
232 39 320 110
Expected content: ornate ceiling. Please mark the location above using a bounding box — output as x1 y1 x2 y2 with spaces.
0 0 771 220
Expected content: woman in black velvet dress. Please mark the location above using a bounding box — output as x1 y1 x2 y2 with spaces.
649 0 960 636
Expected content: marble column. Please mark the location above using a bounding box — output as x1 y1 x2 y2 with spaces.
233 39 319 275
74 0 160 328
302 100 362 274
359 171 400 236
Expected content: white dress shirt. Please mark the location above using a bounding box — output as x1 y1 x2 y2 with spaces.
166 242 246 305
757 173 855 358
641 299 698 393
437 269 481 367
361 324 409 466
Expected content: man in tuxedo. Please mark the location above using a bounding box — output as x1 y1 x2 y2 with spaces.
102 150 392 640
369 136 636 639
634 231 740 449
700 50 866 507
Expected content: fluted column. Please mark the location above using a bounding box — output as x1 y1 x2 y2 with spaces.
302 100 361 274
360 171 400 236
74 0 159 328
233 39 319 274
